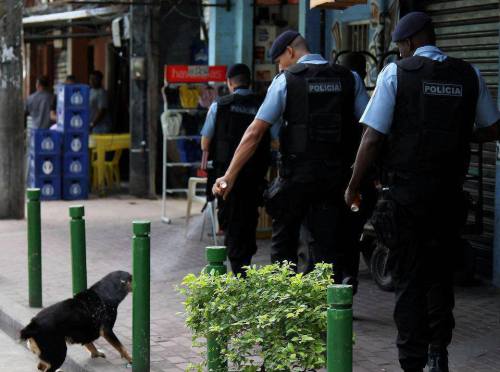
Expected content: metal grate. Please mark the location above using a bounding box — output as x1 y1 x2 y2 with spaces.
347 23 369 52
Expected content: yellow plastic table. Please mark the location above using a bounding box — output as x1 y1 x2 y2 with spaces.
89 133 131 193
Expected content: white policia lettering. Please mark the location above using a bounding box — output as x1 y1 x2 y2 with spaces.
423 82 463 97
308 81 342 93
230 105 258 115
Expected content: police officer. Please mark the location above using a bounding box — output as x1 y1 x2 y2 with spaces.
344 12 500 372
201 64 271 276
213 31 369 280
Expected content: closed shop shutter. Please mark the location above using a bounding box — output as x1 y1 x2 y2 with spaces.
425 0 499 278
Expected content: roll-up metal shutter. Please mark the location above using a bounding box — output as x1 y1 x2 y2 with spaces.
425 0 499 278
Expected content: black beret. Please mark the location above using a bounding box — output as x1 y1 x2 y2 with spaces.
270 30 300 62
392 11 432 42
226 63 251 79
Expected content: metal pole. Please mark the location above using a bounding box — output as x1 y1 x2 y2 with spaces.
327 284 353 372
205 246 228 372
27 188 42 308
132 221 151 372
69 205 87 296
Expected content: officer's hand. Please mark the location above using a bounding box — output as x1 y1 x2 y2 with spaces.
213 176 234 200
344 186 358 207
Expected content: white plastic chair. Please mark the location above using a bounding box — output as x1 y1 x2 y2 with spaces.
186 177 207 221
186 176 218 245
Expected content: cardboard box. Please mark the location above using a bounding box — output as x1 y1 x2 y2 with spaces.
254 46 268 64
255 25 278 47
254 64 278 82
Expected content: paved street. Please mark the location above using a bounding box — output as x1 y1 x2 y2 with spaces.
0 329 39 371
0 196 499 371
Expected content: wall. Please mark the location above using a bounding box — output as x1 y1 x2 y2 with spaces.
90 37 109 87
208 0 253 66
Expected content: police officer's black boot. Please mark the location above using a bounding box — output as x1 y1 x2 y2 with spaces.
427 351 449 372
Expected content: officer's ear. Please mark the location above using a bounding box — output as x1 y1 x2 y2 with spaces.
396 39 412 58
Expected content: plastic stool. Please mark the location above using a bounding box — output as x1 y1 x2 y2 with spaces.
104 149 123 189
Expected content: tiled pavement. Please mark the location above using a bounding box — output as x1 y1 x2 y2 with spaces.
0 196 499 371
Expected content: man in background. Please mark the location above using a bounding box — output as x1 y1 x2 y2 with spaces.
89 70 112 133
25 76 54 130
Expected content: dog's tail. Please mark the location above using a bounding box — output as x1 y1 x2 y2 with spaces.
20 321 39 340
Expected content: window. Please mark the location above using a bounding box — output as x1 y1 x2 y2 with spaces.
347 23 369 52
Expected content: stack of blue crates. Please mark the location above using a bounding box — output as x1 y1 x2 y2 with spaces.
57 84 90 200
28 130 63 200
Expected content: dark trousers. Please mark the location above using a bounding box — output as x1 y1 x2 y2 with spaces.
270 181 348 281
388 201 458 371
218 182 261 276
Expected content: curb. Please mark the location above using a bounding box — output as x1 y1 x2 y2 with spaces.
0 292 119 372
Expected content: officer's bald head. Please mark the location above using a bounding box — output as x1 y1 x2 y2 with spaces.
411 22 436 46
275 35 310 70
289 36 310 53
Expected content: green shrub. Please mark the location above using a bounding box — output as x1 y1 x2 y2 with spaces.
178 262 333 371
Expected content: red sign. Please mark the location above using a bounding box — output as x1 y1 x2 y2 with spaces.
164 65 227 83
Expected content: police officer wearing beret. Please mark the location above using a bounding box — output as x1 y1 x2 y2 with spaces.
213 31 369 280
201 64 271 276
344 12 500 372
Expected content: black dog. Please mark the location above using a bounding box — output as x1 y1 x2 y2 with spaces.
20 271 132 372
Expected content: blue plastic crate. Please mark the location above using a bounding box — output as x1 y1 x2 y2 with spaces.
63 153 89 177
62 177 89 200
57 84 90 111
29 154 61 177
57 108 90 132
63 132 89 155
28 175 61 201
29 129 62 156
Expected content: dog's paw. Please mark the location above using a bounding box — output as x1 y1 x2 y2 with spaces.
91 350 106 359
125 362 132 369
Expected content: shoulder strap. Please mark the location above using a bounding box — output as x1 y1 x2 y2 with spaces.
329 62 352 76
216 94 235 106
287 63 309 74
395 56 428 72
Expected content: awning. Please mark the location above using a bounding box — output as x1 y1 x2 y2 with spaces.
23 5 125 26
310 0 367 9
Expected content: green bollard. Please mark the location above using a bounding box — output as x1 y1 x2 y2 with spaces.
327 285 353 372
69 205 87 296
132 221 151 372
27 189 42 308
205 246 228 372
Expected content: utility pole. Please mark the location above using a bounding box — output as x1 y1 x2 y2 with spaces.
129 2 158 198
0 0 24 219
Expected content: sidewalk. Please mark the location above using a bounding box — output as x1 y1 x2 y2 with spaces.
0 197 499 371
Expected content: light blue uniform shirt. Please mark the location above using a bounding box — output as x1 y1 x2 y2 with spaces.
200 88 255 139
361 45 500 134
255 54 370 138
